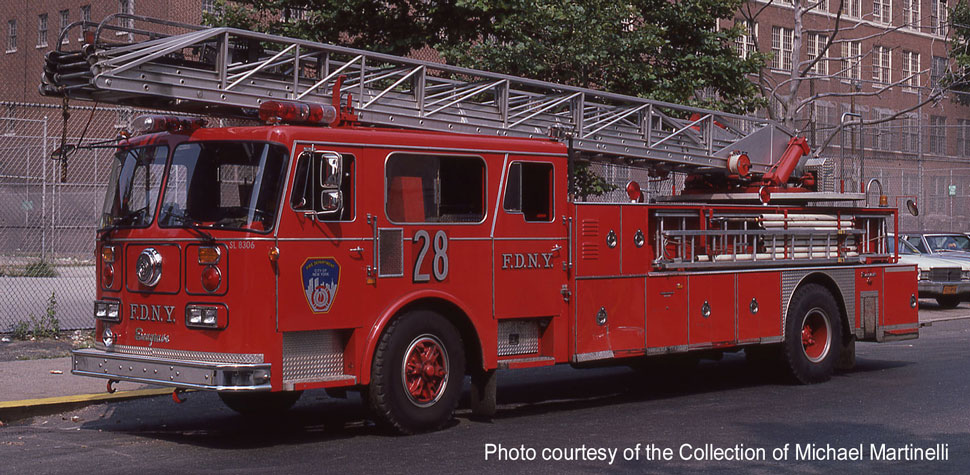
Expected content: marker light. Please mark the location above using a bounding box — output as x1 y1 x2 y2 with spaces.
101 246 116 263
102 263 115 287
198 246 221 265
259 101 337 126
131 115 206 135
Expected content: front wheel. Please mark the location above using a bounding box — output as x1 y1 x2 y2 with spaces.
369 310 465 434
781 284 843 384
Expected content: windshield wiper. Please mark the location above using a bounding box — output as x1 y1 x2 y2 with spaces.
162 210 215 242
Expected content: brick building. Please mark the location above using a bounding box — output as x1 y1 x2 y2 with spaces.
724 0 970 230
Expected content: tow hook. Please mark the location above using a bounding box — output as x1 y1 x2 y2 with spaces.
172 388 188 404
106 379 119 394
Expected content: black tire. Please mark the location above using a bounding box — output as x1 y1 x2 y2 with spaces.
935 296 960 309
368 310 465 434
219 391 303 415
781 283 843 384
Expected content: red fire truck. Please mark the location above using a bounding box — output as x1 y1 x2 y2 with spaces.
46 16 919 434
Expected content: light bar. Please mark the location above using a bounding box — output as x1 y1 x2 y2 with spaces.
131 115 206 135
259 101 337 126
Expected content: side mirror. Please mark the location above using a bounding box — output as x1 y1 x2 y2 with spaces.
319 190 343 214
905 199 919 217
320 152 342 189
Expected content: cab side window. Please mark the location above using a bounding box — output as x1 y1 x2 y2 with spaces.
385 154 485 223
503 162 553 222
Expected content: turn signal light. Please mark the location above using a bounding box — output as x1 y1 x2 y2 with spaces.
259 101 337 126
201 265 222 293
198 246 221 265
101 246 115 263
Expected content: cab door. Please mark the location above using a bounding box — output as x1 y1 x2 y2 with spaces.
276 143 376 333
492 159 568 354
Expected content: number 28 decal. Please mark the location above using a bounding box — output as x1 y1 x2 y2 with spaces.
413 230 448 282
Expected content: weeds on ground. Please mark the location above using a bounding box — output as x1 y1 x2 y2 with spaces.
7 291 60 340
23 261 58 277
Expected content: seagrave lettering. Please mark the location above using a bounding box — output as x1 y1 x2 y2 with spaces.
501 252 556 270
129 303 177 323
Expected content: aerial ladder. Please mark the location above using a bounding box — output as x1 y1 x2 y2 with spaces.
41 14 891 269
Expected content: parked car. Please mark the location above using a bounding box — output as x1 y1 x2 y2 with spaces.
889 235 970 308
900 232 970 261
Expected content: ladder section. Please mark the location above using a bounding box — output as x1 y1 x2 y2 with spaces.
41 15 792 174
654 210 891 270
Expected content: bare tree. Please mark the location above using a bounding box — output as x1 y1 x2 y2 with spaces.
737 0 960 155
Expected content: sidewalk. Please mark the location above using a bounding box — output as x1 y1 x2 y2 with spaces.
0 356 168 423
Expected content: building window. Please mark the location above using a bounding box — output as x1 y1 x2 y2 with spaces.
873 0 891 24
37 14 48 48
734 20 757 58
806 33 828 75
873 109 894 151
899 115 918 153
929 115 946 155
902 0 920 29
931 0 948 35
6 20 16 53
202 0 216 14
771 26 793 70
902 50 920 92
872 46 891 84
931 56 947 88
80 5 91 41
59 10 69 44
839 41 861 80
959 119 970 156
119 0 134 30
844 0 862 18
811 0 828 12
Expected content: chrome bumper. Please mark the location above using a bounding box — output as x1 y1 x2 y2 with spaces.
918 281 970 298
71 348 272 391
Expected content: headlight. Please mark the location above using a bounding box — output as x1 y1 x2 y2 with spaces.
918 268 926 280
185 305 224 329
962 270 969 280
93 300 121 322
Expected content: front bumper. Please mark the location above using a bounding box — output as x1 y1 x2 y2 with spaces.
918 281 970 299
71 348 272 391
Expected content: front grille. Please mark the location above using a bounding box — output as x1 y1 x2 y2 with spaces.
929 267 961 282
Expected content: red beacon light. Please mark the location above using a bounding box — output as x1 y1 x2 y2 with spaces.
259 101 337 126
131 115 206 135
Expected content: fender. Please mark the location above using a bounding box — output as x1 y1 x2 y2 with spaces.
357 289 490 385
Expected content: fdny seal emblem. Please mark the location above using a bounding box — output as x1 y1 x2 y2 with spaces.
301 258 340 313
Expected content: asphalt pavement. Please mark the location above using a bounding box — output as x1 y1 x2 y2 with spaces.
0 299 967 426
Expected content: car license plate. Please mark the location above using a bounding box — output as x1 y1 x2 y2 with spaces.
943 285 957 295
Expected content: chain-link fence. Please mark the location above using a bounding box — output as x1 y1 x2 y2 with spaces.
1 100 969 333
0 102 129 332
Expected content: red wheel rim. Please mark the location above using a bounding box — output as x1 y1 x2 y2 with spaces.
800 308 831 363
402 334 449 407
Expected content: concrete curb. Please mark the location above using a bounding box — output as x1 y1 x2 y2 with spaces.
0 388 174 423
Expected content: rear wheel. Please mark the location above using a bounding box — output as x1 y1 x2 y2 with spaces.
369 310 465 434
935 296 960 309
782 284 843 384
219 391 302 415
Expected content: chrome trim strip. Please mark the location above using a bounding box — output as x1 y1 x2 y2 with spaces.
286 140 568 157
573 350 614 362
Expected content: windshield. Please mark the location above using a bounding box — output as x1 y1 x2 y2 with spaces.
924 235 970 252
101 145 169 229
158 142 289 233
